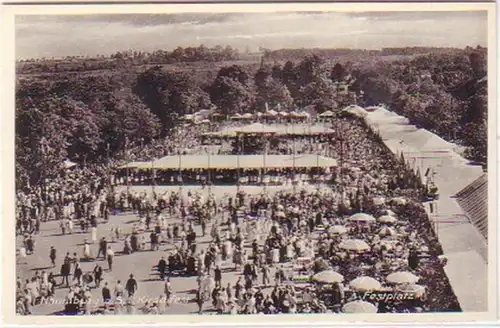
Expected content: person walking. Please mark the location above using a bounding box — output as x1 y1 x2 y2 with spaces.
261 264 271 287
73 263 83 285
106 246 114 272
157 256 167 280
164 277 172 302
61 253 72 287
91 226 98 244
93 263 103 288
114 280 124 300
126 274 138 298
214 266 222 288
49 246 56 268
102 282 111 303
97 237 107 259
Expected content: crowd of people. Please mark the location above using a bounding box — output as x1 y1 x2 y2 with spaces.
15 112 460 316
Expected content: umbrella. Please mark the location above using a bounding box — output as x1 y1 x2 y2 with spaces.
342 300 377 313
348 213 376 223
328 225 348 234
391 197 408 205
319 110 334 118
378 226 397 237
381 209 397 217
378 215 397 224
372 197 385 206
311 270 344 284
396 284 426 297
339 239 370 252
386 271 419 284
349 276 382 292
63 159 77 169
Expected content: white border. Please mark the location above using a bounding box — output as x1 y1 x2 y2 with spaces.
0 2 497 325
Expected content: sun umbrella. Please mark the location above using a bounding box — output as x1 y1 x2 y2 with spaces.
342 300 377 313
378 215 397 224
311 270 344 284
328 225 348 234
339 239 370 252
391 197 408 205
386 271 419 284
378 226 397 237
396 284 426 297
382 209 397 217
349 277 382 292
348 213 376 223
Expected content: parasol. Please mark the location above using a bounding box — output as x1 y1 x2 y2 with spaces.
391 197 408 205
396 284 426 297
328 225 348 234
342 300 377 313
386 271 419 284
377 215 397 224
311 270 344 284
349 276 382 292
378 226 397 237
348 213 376 223
339 239 370 252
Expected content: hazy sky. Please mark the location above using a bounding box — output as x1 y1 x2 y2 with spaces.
15 11 488 59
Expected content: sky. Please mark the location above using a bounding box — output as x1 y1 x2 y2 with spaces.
15 11 488 60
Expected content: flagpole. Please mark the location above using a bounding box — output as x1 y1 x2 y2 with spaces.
316 152 320 190
151 157 156 198
263 128 267 193
237 134 241 193
292 123 296 194
207 146 212 195
125 136 130 197
178 150 183 198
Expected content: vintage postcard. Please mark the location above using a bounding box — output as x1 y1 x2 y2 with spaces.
0 2 497 325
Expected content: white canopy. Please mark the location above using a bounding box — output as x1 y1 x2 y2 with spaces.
319 110 334 117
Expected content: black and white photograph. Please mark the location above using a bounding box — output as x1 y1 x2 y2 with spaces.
3 4 496 322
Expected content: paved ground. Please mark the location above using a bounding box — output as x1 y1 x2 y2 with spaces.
16 186 294 315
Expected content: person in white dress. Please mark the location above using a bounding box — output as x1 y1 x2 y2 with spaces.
83 241 91 260
68 219 74 234
271 248 279 265
18 246 27 264
91 226 98 244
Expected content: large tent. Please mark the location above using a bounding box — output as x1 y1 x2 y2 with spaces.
123 154 337 171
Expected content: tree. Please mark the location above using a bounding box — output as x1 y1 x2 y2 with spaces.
105 92 161 151
331 63 346 82
210 76 255 115
254 72 294 111
134 66 211 132
210 65 255 115
300 75 337 112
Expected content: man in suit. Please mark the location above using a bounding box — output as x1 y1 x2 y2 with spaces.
125 274 138 298
93 263 103 288
49 246 57 268
157 256 167 280
102 282 111 303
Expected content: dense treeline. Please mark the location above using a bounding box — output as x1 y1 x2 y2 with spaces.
264 47 465 62
15 45 488 188
17 45 240 75
352 46 487 164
